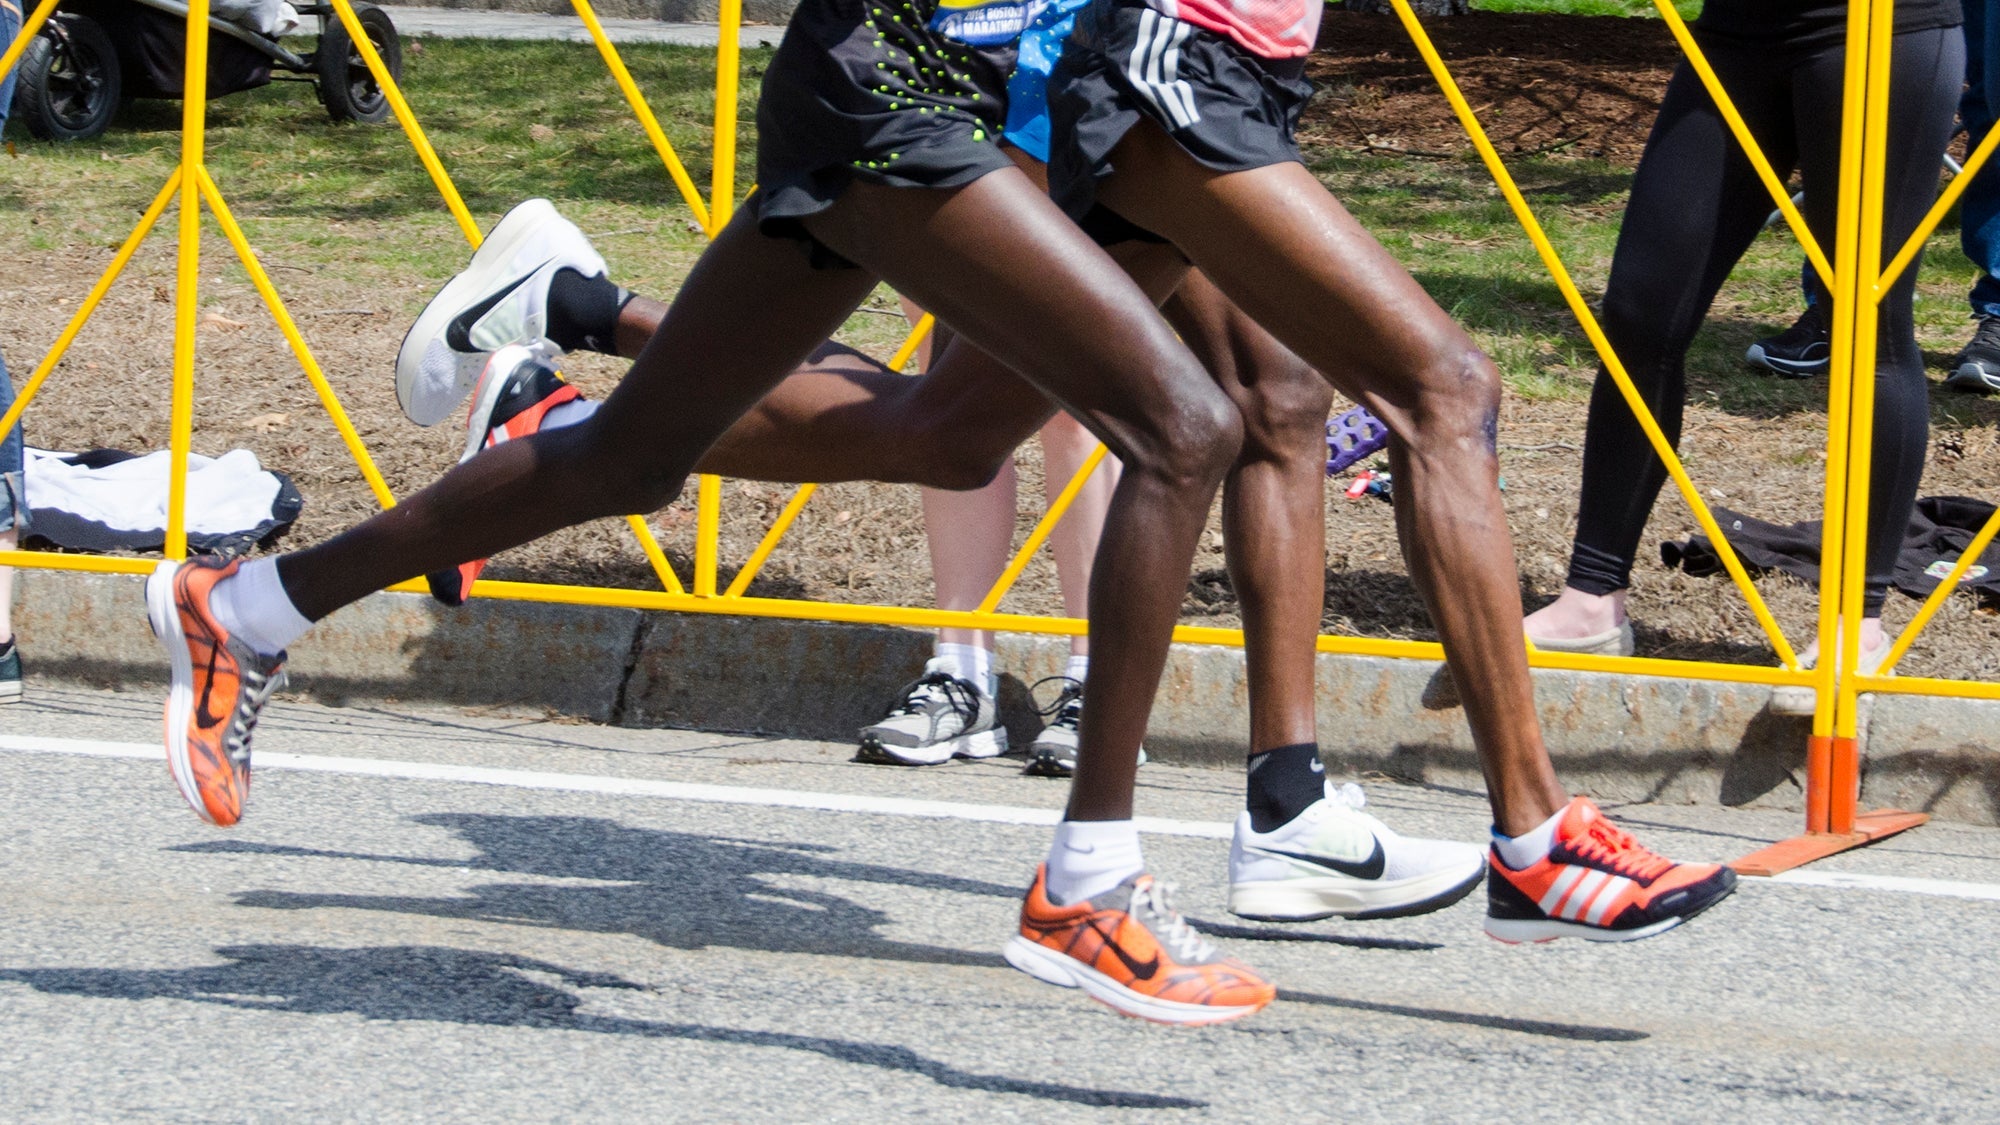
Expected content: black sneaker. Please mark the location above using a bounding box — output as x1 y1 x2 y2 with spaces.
1745 305 1829 378
1946 315 2000 394
0 637 20 704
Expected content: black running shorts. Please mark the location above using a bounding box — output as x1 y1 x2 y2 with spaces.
1047 0 1313 241
751 0 1021 260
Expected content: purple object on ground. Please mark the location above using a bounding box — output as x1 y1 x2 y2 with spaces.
1325 406 1391 476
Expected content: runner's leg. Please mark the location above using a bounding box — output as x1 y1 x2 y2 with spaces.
1096 123 1564 833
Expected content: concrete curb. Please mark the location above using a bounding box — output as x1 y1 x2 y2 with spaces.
15 569 1999 825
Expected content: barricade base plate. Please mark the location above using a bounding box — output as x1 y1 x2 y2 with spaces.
1730 810 1930 876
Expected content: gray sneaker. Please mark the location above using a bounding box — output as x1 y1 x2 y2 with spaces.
1022 677 1145 777
0 637 20 704
856 661 1007 766
1946 314 2000 394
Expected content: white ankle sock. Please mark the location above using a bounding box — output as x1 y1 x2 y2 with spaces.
931 642 995 697
1064 654 1090 683
1491 802 1570 870
543 398 598 431
209 557 314 658
1044 819 1143 905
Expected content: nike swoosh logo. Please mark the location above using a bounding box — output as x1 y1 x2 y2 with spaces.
1088 918 1158 980
1252 839 1386 881
445 263 548 352
1308 759 1324 773
193 640 228 731
1063 843 1097 854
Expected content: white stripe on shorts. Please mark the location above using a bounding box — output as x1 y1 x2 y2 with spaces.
1128 9 1200 129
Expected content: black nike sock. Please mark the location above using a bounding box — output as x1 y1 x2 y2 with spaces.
1245 743 1327 833
544 268 632 355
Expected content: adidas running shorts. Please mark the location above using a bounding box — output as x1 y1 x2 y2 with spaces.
1046 0 1313 239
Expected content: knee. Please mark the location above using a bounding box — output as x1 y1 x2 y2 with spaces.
1124 384 1244 492
1401 344 1502 463
557 424 690 516
1236 361 1336 460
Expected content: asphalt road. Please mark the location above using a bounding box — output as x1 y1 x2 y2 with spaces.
2 683 1997 1121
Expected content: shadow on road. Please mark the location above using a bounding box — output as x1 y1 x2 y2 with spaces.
0 944 1202 1109
177 813 1019 971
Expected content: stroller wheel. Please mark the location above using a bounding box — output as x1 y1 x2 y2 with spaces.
15 13 123 141
316 3 401 124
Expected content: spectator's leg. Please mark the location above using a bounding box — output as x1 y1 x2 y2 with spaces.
1797 28 1962 654
1527 50 1798 643
1960 0 2000 321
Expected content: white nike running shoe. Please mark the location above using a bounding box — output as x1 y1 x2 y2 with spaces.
1228 783 1486 922
395 198 609 426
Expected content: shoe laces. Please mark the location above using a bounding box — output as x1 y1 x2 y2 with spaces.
1325 781 1366 810
1571 812 1673 882
224 661 287 766
1774 305 1827 347
1030 676 1085 729
1135 879 1215 964
886 672 979 721
1972 315 2000 352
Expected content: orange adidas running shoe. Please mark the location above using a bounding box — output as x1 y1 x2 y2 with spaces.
1005 865 1275 1026
426 343 582 607
146 557 288 826
1484 798 1736 943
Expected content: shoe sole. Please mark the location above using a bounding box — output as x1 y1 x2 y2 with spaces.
855 726 1008 766
1021 744 1147 778
396 199 561 426
1945 364 2000 394
1743 344 1827 379
146 561 220 826
1483 879 1736 944
0 680 19 703
1229 859 1486 923
1021 743 1076 778
1003 935 1268 1027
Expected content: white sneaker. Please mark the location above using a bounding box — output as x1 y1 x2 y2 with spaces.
395 199 609 426
856 659 1008 766
1228 783 1486 922
1768 636 1893 717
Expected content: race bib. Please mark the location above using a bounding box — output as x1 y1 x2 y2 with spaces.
930 0 1046 45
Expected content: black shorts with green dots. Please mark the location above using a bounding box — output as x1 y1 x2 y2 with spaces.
750 0 1020 259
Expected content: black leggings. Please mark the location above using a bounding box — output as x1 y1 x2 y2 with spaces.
1567 26 1962 616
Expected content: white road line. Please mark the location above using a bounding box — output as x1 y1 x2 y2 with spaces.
0 734 1230 840
7 734 2000 903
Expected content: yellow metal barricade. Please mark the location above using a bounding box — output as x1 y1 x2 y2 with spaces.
1 0 1994 872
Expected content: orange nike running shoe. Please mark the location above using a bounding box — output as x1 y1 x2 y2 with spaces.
1005 865 1275 1026
146 557 288 826
1484 797 1736 943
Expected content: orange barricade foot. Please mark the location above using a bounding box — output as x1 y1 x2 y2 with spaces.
1731 810 1930 877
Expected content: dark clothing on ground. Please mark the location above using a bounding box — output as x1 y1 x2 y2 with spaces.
1566 21 1962 616
1661 496 2000 605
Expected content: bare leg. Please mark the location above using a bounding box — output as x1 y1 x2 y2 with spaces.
1039 413 1118 656
1161 270 1332 755
279 209 884 619
285 169 1234 827
1099 123 1564 833
800 176 1235 823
